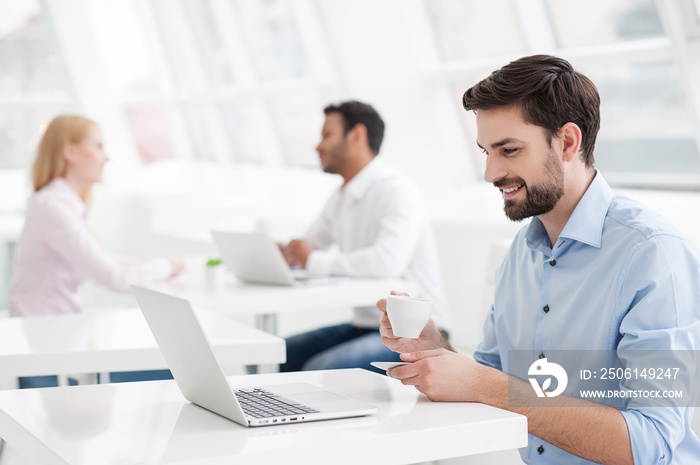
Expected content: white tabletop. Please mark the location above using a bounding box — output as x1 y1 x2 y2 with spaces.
0 369 527 465
0 309 285 377
157 273 415 315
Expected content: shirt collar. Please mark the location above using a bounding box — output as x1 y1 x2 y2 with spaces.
47 177 88 218
342 157 384 200
525 170 612 249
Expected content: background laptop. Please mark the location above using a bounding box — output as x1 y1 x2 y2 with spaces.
211 230 317 286
131 286 377 427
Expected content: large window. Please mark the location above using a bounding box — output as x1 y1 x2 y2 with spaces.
4 1 700 189
425 0 526 60
0 0 77 169
83 0 335 167
420 0 700 188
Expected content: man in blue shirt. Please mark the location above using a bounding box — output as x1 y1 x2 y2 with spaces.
378 55 700 464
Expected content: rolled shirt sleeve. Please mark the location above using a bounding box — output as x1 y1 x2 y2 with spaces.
615 234 700 464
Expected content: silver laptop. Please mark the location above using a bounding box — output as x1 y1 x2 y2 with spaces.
211 230 320 286
131 286 377 427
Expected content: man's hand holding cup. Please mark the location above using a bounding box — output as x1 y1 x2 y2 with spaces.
377 291 443 354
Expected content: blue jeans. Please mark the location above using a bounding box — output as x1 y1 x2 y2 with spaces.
280 323 402 374
107 369 173 383
19 370 172 389
19 375 78 389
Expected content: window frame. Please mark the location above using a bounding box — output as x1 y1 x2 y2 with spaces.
400 0 700 190
48 0 339 169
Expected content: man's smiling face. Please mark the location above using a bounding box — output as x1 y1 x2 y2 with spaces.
477 105 565 222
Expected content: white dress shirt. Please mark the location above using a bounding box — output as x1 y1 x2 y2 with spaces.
9 178 173 317
305 158 451 331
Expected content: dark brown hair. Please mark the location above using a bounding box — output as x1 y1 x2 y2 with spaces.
463 55 600 167
324 100 385 155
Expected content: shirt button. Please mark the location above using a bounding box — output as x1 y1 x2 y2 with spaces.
549 259 556 266
538 445 544 454
543 305 549 314
539 351 545 359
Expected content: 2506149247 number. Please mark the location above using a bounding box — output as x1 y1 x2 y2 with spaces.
597 367 680 380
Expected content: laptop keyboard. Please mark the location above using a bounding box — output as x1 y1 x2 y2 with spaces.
234 388 319 419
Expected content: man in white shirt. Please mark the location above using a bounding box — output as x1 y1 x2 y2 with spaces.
280 101 451 373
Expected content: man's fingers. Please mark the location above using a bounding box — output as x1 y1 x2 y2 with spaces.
379 313 391 328
378 290 411 313
400 348 447 362
386 362 418 380
389 290 410 297
378 324 394 339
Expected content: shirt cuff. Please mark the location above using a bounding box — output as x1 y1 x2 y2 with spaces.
619 409 671 465
305 250 334 277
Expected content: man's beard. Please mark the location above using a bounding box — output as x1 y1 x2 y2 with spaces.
321 140 349 175
496 151 564 222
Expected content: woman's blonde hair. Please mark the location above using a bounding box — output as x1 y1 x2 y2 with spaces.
32 114 97 202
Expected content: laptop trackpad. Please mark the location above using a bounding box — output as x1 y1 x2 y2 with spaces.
291 391 348 404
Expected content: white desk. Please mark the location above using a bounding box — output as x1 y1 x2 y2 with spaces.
0 368 527 465
0 308 285 383
156 274 415 334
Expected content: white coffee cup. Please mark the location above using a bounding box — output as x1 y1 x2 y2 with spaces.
386 295 432 338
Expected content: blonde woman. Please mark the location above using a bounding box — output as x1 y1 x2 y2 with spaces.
9 115 184 387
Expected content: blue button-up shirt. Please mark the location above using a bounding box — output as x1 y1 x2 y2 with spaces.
475 172 700 464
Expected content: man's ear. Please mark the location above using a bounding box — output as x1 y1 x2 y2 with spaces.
559 122 582 163
348 123 368 149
